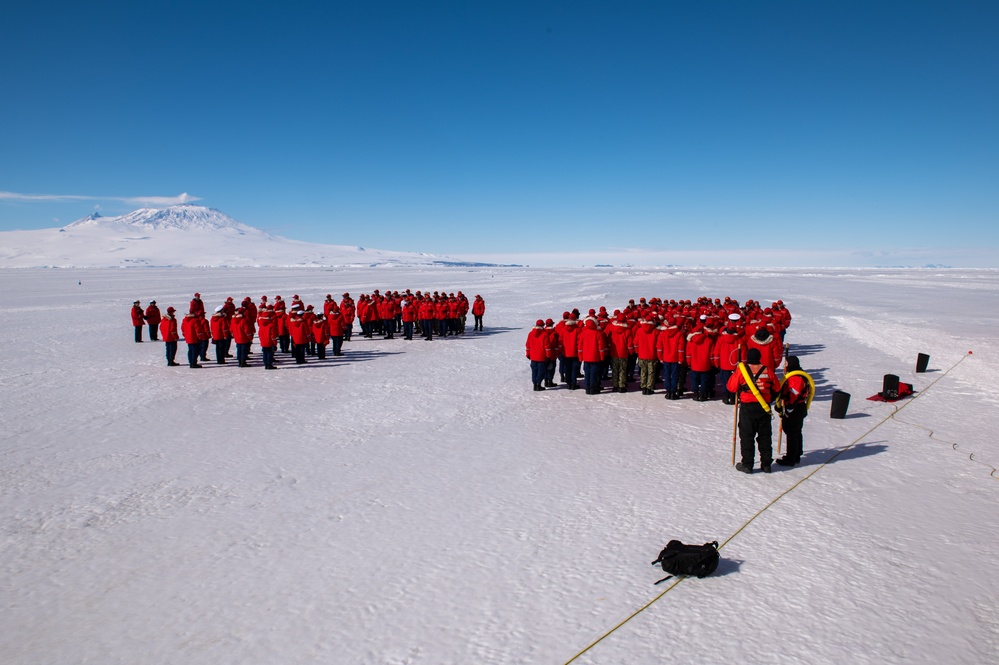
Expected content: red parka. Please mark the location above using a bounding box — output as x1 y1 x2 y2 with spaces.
685 327 714 372
605 320 633 359
210 312 230 342
257 313 278 348
130 304 145 326
159 314 179 342
560 321 581 359
712 329 745 371
633 321 658 361
525 324 552 362
144 304 161 326
727 362 780 404
655 322 686 364
181 314 199 343
577 320 607 363
288 314 310 345
231 313 253 344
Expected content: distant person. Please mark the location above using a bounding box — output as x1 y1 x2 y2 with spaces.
196 312 211 362
526 319 552 391
231 307 253 367
543 318 558 387
312 312 330 359
144 300 161 341
189 292 205 317
210 305 231 364
159 307 180 366
258 306 278 369
633 316 659 395
727 348 779 473
327 303 347 355
656 316 685 400
131 300 146 342
606 313 633 393
558 314 582 390
578 319 607 395
181 311 202 368
777 356 812 467
339 293 355 341
288 309 309 364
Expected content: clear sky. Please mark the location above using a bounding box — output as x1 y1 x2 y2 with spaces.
2 1 997 267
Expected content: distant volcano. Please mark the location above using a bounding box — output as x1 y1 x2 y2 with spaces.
63 205 257 233
0 204 506 268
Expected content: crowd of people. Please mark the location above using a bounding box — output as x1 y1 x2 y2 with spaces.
131 290 487 369
525 295 810 473
525 296 791 397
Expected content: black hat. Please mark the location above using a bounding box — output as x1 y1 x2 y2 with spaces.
786 356 801 372
747 348 762 364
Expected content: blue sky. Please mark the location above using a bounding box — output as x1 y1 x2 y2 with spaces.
2 1 997 266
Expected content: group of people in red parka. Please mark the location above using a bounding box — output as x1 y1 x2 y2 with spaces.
526 295 791 399
132 290 486 369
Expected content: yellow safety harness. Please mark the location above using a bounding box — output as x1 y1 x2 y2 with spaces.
736 362 771 412
776 370 815 411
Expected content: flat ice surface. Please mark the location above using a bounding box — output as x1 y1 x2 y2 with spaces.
2 267 997 664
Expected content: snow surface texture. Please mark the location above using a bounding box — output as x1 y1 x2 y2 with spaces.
1 267 997 665
0 205 455 268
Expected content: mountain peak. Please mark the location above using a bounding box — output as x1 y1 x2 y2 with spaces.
65 204 256 233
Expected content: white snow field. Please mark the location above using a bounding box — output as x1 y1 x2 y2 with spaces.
1 266 997 665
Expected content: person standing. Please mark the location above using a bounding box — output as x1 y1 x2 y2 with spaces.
685 323 715 401
713 315 745 405
196 312 212 362
145 301 161 341
210 305 231 364
656 316 686 400
633 317 659 395
159 307 180 366
288 309 309 364
726 348 779 473
131 300 146 342
327 302 347 355
472 294 486 332
312 313 330 359
231 308 253 367
606 313 633 393
181 310 202 368
577 319 607 395
776 356 811 467
258 306 278 369
526 319 552 391
543 318 559 387
339 293 355 341
401 297 418 340
559 314 582 390
189 292 205 317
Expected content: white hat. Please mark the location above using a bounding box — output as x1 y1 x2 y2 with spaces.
215 305 224 313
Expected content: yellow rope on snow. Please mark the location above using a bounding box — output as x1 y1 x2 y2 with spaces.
563 352 975 665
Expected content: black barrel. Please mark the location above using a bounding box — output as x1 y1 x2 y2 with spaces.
883 374 900 400
830 390 850 419
916 353 930 373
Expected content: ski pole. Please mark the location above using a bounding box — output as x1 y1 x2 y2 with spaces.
731 398 739 465
777 418 783 456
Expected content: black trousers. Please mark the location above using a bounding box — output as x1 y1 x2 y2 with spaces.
781 407 807 462
739 401 773 468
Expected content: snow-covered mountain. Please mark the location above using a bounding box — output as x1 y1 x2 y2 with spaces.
0 205 490 268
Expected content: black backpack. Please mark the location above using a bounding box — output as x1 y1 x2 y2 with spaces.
651 540 720 584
